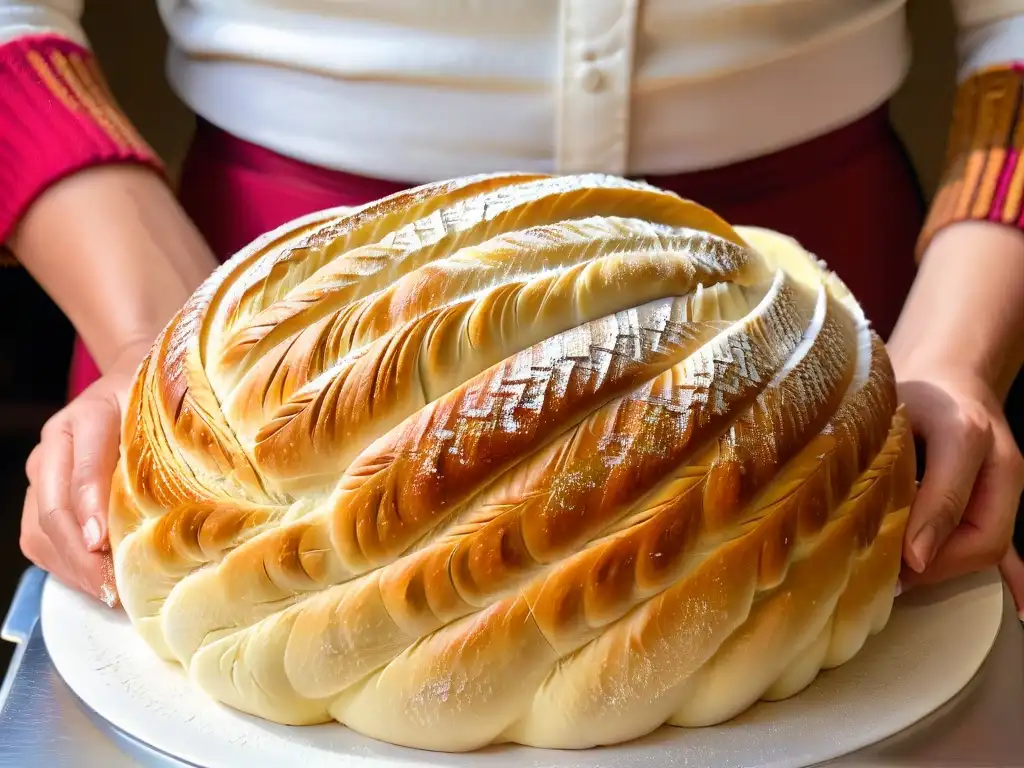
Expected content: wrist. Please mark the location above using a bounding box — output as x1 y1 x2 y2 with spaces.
103 338 159 390
890 221 1024 398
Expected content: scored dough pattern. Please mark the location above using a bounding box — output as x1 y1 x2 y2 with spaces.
110 174 916 752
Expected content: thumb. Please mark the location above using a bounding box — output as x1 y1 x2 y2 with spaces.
69 391 123 552
904 415 991 573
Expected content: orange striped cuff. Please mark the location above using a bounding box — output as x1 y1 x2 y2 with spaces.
0 34 164 247
918 64 1024 259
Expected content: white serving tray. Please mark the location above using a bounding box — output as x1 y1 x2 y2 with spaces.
41 570 1003 768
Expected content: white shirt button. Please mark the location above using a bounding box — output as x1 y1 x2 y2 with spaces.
557 0 637 175
579 65 605 93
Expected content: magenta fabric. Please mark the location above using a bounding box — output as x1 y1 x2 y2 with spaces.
67 109 923 398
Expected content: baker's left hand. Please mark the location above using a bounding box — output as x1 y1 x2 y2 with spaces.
888 221 1024 601
892 368 1023 589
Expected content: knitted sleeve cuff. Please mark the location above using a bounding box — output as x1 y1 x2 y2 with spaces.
918 64 1024 259
0 34 164 245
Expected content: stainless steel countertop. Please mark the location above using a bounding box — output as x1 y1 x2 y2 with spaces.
2 567 1022 767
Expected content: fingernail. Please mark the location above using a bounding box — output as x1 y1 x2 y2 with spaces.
99 583 118 609
911 525 937 572
894 580 903 598
82 517 101 550
99 551 118 609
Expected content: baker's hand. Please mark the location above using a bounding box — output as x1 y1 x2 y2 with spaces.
887 222 1024 602
18 342 148 605
9 165 218 604
893 367 1024 590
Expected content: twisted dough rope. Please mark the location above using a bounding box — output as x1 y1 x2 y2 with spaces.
109 175 914 751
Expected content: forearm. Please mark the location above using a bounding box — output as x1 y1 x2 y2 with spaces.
899 7 1024 396
890 221 1024 400
0 15 218 371
8 165 218 372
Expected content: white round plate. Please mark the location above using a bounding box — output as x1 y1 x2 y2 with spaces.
42 570 1003 768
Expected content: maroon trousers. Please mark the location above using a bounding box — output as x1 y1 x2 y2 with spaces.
68 107 924 397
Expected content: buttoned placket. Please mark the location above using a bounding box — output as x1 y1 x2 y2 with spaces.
555 0 639 175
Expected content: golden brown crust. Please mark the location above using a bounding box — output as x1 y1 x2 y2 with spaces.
111 174 914 752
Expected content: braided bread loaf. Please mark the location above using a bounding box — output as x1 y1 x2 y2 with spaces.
110 173 916 752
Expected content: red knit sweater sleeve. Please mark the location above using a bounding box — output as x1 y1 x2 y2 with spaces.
918 64 1024 258
0 34 163 246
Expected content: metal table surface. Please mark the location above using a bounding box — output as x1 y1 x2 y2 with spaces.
2 567 1022 768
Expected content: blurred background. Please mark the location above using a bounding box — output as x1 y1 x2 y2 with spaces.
0 1 971 666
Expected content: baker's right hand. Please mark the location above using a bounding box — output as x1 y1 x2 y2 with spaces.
8 164 220 603
18 342 149 605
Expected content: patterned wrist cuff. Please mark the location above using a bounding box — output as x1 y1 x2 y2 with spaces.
919 64 1024 259
0 34 164 247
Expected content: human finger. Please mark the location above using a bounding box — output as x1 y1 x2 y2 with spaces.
35 420 107 596
69 393 122 551
903 408 991 573
999 546 1024 620
25 442 41 484
22 482 110 600
905 425 1022 586
19 485 62 571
